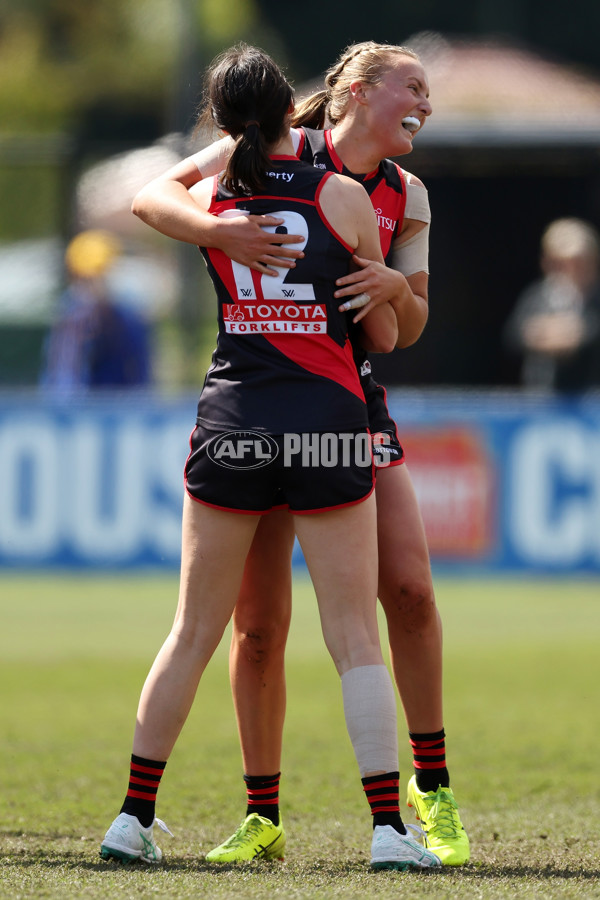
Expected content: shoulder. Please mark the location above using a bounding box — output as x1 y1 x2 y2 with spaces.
399 169 431 227
296 126 328 162
401 168 426 190
322 172 369 204
318 174 374 237
116 302 145 326
188 136 235 178
378 158 407 190
514 280 549 309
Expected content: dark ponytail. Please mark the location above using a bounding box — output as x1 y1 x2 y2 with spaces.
198 44 294 196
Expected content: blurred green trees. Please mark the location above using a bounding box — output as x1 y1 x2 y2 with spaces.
1 1 171 133
3 0 598 139
0 0 280 136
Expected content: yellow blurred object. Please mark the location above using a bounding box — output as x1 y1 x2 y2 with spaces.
65 230 121 278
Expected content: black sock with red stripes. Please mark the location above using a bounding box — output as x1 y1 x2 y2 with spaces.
361 771 406 834
244 772 280 826
409 728 450 793
119 754 166 828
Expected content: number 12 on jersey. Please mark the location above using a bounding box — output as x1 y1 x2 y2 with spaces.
219 209 316 301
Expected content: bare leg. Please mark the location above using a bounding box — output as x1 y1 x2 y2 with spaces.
206 495 437 869
375 464 444 734
229 509 295 774
294 495 398 780
376 467 471 865
133 495 260 761
293 496 382 675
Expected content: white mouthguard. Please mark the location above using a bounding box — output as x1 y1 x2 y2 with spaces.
402 116 420 133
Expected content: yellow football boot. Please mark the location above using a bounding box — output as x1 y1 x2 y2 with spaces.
205 813 285 863
407 777 470 865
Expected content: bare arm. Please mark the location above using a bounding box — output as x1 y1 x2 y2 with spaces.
333 174 430 348
337 244 428 348
131 141 304 275
320 175 398 353
389 225 429 348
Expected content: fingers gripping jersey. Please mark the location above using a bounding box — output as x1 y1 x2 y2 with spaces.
197 157 368 434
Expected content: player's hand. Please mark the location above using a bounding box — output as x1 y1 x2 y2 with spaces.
335 255 401 322
219 214 304 276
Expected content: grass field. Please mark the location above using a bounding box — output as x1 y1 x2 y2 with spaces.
1 573 599 899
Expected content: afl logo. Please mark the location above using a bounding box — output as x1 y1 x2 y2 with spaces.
207 431 279 469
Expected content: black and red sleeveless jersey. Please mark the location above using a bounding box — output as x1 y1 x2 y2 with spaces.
295 127 407 387
296 127 406 264
196 155 368 434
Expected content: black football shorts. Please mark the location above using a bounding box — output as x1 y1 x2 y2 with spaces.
184 424 375 514
364 381 405 469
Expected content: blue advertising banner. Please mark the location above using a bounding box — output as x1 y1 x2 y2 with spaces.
386 390 600 574
1 390 599 573
0 392 191 569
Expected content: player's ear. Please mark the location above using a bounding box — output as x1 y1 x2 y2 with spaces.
349 80 368 105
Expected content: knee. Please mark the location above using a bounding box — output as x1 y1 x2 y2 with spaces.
233 619 288 665
382 579 438 635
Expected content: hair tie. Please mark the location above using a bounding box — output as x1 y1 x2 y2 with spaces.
244 120 260 129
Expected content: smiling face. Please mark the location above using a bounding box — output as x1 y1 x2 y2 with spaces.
359 56 432 157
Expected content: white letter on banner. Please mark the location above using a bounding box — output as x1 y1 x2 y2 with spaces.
0 418 60 557
509 421 590 565
69 420 144 560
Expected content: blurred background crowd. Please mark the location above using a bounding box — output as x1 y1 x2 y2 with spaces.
2 0 600 395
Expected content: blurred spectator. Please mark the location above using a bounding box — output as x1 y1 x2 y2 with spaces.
41 230 152 393
504 218 600 392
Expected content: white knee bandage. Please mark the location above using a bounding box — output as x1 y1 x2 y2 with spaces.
341 664 398 777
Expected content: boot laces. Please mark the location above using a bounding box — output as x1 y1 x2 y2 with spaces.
226 816 266 848
155 818 173 837
423 787 460 838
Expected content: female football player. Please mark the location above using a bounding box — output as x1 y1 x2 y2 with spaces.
130 40 469 867
100 43 440 872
